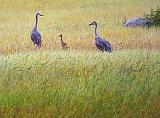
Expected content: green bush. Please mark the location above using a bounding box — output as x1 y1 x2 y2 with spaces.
145 7 160 26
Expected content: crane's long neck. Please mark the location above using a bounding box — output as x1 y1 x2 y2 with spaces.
35 15 38 30
95 24 98 38
60 36 64 43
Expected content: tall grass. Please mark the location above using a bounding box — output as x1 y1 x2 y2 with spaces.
0 0 160 54
0 50 160 117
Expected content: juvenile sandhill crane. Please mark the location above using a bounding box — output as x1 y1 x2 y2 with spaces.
58 34 70 50
30 12 43 48
89 21 112 52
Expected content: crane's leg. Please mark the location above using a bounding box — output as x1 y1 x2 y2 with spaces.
34 44 39 50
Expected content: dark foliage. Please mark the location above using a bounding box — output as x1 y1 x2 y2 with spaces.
145 7 160 27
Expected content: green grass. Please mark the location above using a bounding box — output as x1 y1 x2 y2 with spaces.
0 0 160 117
0 50 160 117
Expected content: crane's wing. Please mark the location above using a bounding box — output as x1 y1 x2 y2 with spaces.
99 38 112 52
95 37 105 51
31 30 42 46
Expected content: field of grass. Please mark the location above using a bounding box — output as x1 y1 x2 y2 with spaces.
0 0 160 117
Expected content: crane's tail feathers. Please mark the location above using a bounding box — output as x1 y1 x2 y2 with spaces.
105 46 112 53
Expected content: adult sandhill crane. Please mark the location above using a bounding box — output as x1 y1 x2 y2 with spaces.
58 34 70 50
89 21 112 52
123 17 152 27
30 12 43 48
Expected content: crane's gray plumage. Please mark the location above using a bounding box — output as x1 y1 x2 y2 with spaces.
89 21 112 52
31 12 43 47
123 17 152 27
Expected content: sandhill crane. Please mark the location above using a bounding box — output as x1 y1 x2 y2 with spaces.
89 21 112 52
58 34 70 50
123 17 152 27
30 12 43 48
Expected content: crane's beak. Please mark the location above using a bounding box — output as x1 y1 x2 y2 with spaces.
88 23 93 26
39 14 44 16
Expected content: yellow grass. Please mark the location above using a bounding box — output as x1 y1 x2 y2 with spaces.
0 0 160 54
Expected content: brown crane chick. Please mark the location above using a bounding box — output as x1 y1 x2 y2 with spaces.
58 34 70 50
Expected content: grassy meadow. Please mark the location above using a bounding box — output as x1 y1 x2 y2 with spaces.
0 0 160 117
